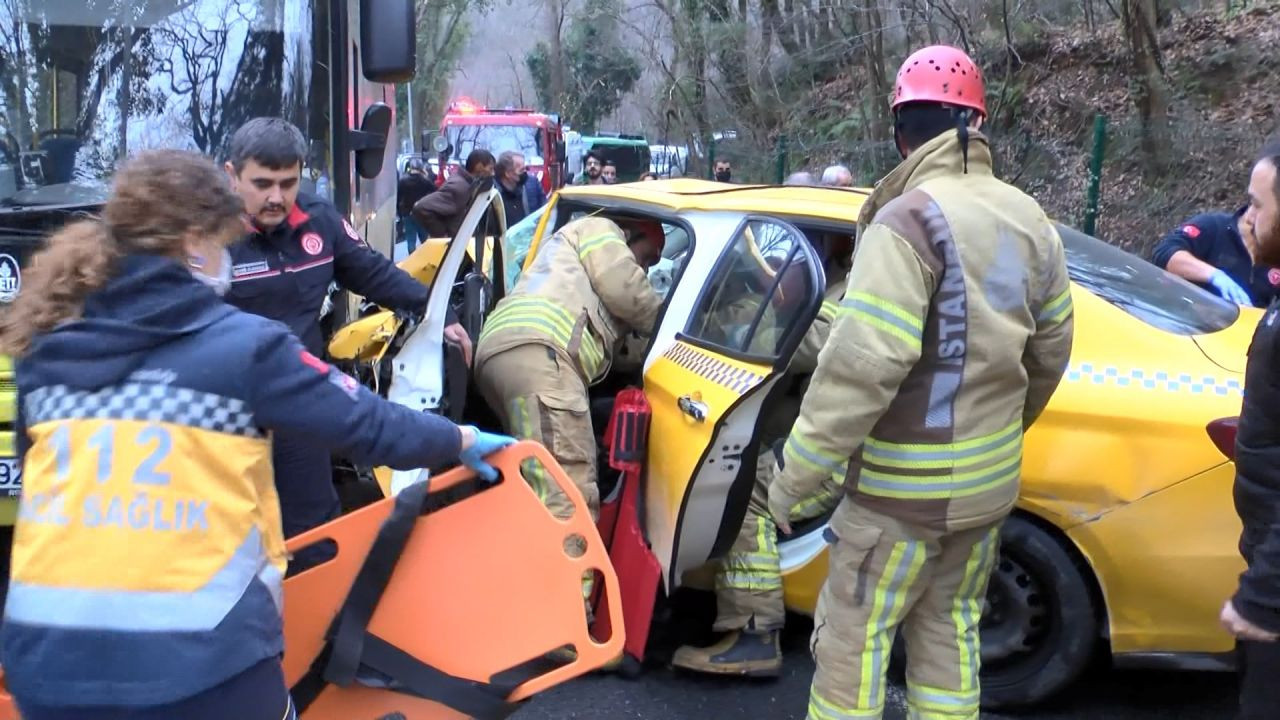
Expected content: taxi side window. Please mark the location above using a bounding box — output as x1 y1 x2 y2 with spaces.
686 219 815 358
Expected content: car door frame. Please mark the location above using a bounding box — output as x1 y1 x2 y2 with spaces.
640 212 827 589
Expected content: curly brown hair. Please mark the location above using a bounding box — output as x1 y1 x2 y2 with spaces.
0 149 244 355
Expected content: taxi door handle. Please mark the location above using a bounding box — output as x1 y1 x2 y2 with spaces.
678 395 708 422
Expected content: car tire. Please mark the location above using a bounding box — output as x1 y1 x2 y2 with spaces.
979 514 1099 709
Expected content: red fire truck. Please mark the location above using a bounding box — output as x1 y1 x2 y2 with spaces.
436 97 568 194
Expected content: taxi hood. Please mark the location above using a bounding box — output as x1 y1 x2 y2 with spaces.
1193 305 1265 374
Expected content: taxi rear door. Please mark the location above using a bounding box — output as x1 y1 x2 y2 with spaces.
642 215 824 589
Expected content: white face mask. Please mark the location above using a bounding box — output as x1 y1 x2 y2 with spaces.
189 248 233 297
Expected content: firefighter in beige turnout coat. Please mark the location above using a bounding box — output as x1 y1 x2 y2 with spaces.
768 46 1074 720
474 216 664 531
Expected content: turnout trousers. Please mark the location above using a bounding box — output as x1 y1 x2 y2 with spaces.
714 450 842 632
475 343 599 521
476 343 599 601
807 500 1002 720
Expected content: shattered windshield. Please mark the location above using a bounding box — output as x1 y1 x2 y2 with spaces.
1058 223 1239 336
446 124 542 166
0 0 331 208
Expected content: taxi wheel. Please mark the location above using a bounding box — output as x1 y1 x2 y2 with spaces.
979 514 1099 709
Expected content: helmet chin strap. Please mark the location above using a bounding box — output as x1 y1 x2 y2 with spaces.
955 108 972 174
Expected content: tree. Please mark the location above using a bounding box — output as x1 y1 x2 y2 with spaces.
398 0 481 148
525 0 642 132
1121 0 1170 176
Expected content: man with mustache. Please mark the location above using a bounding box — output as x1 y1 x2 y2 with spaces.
1223 137 1280 720
222 117 473 571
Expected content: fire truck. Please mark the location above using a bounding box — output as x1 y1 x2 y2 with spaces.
435 97 568 194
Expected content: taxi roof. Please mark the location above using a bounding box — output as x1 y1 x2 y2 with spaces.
556 178 872 224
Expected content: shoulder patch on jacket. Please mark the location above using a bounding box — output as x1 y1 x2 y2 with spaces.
1182 224 1201 239
299 350 329 374
872 188 945 277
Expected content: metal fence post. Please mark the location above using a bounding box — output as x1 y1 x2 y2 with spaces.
707 136 717 180
1083 114 1108 236
774 134 788 184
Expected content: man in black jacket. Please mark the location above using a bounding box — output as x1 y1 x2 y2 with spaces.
1224 137 1280 719
397 156 435 253
223 117 473 567
412 149 495 238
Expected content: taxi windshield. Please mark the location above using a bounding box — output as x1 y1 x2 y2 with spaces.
1058 223 1239 336
0 0 332 209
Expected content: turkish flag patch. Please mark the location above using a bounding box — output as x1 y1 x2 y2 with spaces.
1182 224 1201 239
299 350 330 374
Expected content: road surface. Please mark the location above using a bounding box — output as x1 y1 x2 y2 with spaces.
517 613 1237 719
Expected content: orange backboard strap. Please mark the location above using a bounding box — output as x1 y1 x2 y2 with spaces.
292 477 521 719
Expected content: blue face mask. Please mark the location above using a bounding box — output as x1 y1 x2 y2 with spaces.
188 248 233 296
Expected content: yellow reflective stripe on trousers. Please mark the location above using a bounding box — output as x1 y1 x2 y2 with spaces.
785 434 845 476
863 422 1022 471
906 684 980 719
839 291 924 349
953 526 999 695
858 540 926 710
808 686 885 720
819 300 839 322
1038 288 1072 326
577 231 626 261
858 453 1021 500
510 397 551 501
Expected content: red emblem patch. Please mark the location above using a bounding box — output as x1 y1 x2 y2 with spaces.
299 350 329 374
1182 224 1201 239
300 232 323 256
1269 268 1280 287
343 219 364 244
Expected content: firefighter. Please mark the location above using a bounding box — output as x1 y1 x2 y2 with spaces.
473 215 664 544
672 233 853 677
768 46 1073 720
222 118 473 569
0 150 513 720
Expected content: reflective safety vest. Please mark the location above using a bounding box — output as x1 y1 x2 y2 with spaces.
4 381 285 707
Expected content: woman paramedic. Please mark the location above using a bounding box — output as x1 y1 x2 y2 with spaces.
0 149 514 720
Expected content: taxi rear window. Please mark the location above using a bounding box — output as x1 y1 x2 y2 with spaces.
1058 223 1239 336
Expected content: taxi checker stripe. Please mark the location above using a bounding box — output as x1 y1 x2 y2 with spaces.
1064 363 1243 396
25 384 263 438
662 342 763 393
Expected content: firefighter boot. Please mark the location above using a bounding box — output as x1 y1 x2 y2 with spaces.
671 627 782 677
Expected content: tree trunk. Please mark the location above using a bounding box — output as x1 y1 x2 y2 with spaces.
861 0 889 141
548 0 568 114
1123 0 1169 176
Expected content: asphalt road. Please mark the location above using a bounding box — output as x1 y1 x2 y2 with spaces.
516 616 1238 720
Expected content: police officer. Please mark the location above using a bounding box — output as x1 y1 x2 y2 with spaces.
1152 203 1275 307
0 149 513 720
222 118 473 559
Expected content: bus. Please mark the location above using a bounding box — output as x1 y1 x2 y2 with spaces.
0 0 418 573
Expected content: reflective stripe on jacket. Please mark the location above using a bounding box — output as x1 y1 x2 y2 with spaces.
475 216 663 385
777 130 1074 531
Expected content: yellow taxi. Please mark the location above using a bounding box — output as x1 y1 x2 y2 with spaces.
328 177 1256 708
514 179 1256 708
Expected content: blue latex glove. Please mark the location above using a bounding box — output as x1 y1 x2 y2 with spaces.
1210 269 1254 307
459 426 516 482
